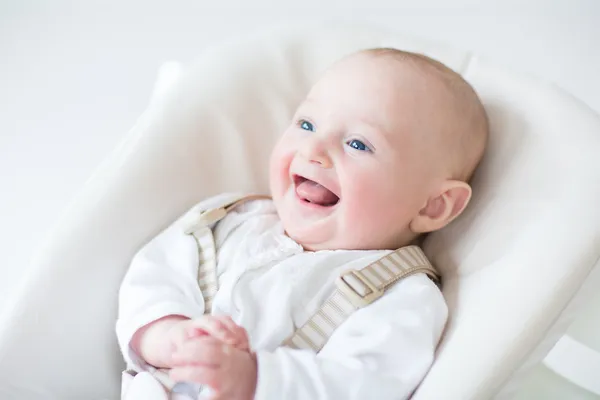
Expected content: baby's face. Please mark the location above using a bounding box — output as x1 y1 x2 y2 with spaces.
269 53 448 251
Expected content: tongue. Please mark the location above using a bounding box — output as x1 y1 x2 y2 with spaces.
296 180 339 206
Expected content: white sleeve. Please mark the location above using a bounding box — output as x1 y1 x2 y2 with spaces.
253 274 448 400
115 214 204 368
115 193 244 368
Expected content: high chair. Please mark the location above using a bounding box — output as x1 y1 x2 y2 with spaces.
1 24 599 399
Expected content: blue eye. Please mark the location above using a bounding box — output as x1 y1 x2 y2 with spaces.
299 120 315 132
347 139 370 152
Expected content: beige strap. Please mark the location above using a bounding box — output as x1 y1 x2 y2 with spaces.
191 227 219 312
283 245 439 352
184 194 272 236
185 194 271 312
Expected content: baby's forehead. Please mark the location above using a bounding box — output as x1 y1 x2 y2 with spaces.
310 52 464 140
315 52 446 103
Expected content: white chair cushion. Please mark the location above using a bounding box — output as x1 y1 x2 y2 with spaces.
0 24 599 399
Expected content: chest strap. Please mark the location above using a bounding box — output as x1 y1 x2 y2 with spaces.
184 195 440 352
283 245 438 352
184 194 271 312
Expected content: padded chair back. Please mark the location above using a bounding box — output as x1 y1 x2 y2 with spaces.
1 24 599 399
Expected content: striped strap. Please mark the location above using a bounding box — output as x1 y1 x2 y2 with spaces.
185 194 271 312
283 245 439 352
191 227 219 312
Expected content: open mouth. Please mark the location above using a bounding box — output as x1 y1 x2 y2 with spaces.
293 175 340 207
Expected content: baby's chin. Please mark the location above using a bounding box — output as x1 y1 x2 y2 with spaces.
285 219 409 251
282 223 358 252
280 222 331 251
272 189 361 251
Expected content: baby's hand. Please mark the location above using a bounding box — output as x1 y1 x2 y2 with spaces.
180 315 250 352
168 316 257 398
132 315 250 369
170 336 258 400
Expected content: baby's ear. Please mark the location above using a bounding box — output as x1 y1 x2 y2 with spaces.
409 180 472 234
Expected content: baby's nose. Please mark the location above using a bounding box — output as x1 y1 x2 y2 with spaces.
300 138 333 168
310 153 332 168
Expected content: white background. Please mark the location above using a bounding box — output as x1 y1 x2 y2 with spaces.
1 0 599 397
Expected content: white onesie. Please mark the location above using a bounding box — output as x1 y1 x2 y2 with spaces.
117 193 448 399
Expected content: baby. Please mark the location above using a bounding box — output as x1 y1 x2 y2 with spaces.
117 48 488 400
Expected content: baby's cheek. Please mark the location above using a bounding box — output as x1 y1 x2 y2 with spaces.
343 170 387 209
341 173 408 234
269 145 293 196
342 186 383 228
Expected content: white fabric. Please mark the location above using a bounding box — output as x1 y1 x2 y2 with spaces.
123 372 168 400
0 24 599 399
118 195 447 399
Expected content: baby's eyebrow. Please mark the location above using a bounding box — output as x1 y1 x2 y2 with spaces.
359 121 395 149
356 116 389 135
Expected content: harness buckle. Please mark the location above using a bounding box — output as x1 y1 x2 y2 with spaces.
336 269 383 308
183 207 227 235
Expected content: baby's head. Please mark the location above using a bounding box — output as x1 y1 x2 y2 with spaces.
269 48 488 251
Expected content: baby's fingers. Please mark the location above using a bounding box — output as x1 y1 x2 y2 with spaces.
186 317 236 344
213 315 250 349
211 315 237 332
